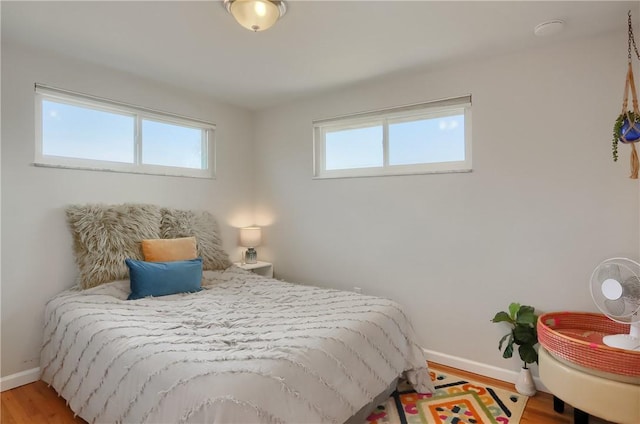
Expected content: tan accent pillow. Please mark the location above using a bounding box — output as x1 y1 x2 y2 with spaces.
141 237 198 262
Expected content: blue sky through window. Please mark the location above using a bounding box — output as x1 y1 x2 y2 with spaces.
142 120 202 169
325 125 383 170
389 114 464 165
324 113 464 170
42 100 134 163
42 99 206 170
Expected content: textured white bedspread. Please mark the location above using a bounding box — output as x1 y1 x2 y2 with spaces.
41 267 433 423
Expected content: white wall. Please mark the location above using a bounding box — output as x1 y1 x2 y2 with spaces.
0 40 255 378
253 31 639 376
2 26 640 388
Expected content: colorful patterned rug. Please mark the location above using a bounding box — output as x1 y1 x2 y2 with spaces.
365 370 528 424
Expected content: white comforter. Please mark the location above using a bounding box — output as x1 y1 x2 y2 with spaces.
41 267 433 423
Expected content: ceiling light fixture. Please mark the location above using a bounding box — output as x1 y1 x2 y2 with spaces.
224 0 287 32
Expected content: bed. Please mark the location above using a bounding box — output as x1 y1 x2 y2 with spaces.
41 204 433 423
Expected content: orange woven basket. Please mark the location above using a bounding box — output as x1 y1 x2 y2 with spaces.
537 311 640 378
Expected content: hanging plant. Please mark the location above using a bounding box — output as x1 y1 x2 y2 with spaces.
612 111 640 162
611 10 640 179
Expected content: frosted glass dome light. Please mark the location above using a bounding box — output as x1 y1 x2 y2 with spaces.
225 0 287 32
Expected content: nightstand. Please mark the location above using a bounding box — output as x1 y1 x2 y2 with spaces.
234 261 273 278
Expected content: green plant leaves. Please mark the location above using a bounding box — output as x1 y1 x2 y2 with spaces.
491 311 512 324
492 302 540 366
508 302 521 320
516 305 534 316
498 333 511 351
502 334 514 359
613 111 640 162
519 344 538 365
514 325 536 344
516 311 537 325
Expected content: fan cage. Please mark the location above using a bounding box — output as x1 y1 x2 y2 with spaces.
590 258 640 322
538 312 640 378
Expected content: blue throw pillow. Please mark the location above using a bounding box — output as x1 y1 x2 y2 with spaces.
126 258 203 300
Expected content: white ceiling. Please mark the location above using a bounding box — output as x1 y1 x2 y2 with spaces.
2 1 636 110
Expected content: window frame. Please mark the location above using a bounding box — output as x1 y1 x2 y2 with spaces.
34 84 216 179
313 95 472 179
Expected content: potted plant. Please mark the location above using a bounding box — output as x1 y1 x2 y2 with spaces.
612 111 640 162
491 302 539 396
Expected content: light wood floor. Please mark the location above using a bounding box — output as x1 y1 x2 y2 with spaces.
0 362 607 424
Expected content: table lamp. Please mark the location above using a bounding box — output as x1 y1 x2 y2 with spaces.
240 226 261 264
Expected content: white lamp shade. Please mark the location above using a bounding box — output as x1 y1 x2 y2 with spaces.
229 0 280 32
240 227 262 247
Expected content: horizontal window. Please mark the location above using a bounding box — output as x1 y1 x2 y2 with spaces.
313 95 471 178
35 84 215 178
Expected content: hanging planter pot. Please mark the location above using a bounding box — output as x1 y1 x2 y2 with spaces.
612 111 640 161
620 113 640 143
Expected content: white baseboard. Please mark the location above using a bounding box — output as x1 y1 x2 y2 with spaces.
0 354 549 395
0 367 40 392
423 348 550 394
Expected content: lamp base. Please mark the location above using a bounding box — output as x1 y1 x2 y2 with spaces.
245 248 257 264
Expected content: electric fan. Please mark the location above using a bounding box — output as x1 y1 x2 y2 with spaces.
589 258 640 351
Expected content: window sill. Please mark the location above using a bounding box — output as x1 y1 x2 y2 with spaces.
32 162 215 179
313 168 472 180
